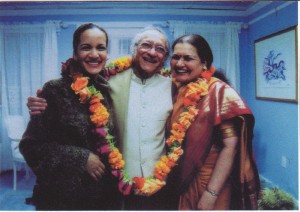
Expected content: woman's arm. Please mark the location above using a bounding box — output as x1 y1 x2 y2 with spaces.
20 80 105 181
20 121 105 182
197 121 239 210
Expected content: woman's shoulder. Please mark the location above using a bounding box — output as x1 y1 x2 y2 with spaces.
42 78 70 97
43 77 69 88
209 77 231 89
209 77 240 100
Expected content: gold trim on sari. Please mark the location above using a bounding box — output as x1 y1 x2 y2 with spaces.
169 78 260 210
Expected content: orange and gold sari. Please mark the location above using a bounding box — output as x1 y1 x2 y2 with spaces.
168 77 260 210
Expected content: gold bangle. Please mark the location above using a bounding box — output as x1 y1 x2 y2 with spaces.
205 187 220 197
222 127 237 138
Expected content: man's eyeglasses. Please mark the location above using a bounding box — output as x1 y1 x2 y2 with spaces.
171 55 200 63
139 42 167 55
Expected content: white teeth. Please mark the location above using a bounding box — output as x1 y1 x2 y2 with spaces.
176 70 188 73
87 62 99 65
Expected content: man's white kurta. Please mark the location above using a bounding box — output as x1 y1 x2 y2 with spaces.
124 71 173 178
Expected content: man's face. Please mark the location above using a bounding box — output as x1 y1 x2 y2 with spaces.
133 30 168 78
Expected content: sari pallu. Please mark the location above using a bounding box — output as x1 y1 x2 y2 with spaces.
170 78 260 210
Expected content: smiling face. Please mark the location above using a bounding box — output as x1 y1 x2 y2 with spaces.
133 30 168 79
73 28 108 75
171 43 206 84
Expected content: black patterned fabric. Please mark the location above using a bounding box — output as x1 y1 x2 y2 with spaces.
19 70 121 210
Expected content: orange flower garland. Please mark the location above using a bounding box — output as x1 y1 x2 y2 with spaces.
109 148 125 169
102 56 133 80
70 72 126 172
102 56 172 80
69 56 213 196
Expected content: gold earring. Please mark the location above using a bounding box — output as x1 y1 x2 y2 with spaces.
203 65 207 70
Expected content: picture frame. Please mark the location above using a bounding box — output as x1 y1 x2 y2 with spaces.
254 26 298 102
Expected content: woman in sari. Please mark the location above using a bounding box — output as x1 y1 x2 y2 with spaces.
168 34 260 210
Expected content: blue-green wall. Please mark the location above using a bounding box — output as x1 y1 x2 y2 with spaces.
240 2 298 199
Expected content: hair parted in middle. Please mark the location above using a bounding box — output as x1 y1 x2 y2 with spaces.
172 34 213 69
73 23 109 55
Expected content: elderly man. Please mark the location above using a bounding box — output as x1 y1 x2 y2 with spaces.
26 27 176 210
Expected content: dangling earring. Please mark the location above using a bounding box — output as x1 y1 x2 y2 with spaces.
203 65 207 70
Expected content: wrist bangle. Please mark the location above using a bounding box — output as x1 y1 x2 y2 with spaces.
206 187 220 197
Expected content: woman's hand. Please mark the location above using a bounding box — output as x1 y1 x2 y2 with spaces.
86 153 106 182
197 191 217 210
27 89 47 115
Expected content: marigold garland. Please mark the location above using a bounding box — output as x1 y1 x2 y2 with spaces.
69 56 213 196
102 56 133 80
102 56 172 80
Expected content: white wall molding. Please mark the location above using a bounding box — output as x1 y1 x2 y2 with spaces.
248 1 296 25
245 1 272 16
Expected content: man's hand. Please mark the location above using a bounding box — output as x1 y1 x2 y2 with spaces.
86 153 106 182
27 89 47 115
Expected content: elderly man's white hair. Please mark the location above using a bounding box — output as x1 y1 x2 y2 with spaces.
130 26 170 61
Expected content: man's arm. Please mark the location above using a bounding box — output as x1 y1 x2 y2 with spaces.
27 89 47 115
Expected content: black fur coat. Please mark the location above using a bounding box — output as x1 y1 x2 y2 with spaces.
19 71 120 210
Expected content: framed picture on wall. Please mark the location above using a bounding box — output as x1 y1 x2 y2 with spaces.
254 26 298 102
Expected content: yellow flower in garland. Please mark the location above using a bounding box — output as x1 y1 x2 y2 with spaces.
106 56 132 73
168 151 182 163
114 57 132 72
179 111 196 123
184 78 209 106
109 148 125 169
159 67 172 77
178 116 192 130
154 155 177 181
133 177 166 196
172 146 184 156
90 104 109 127
77 87 91 103
188 106 199 116
71 75 110 126
170 129 185 143
161 155 176 168
103 56 171 79
172 122 185 132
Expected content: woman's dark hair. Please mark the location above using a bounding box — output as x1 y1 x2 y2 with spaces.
213 69 231 85
73 23 108 55
172 34 213 69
